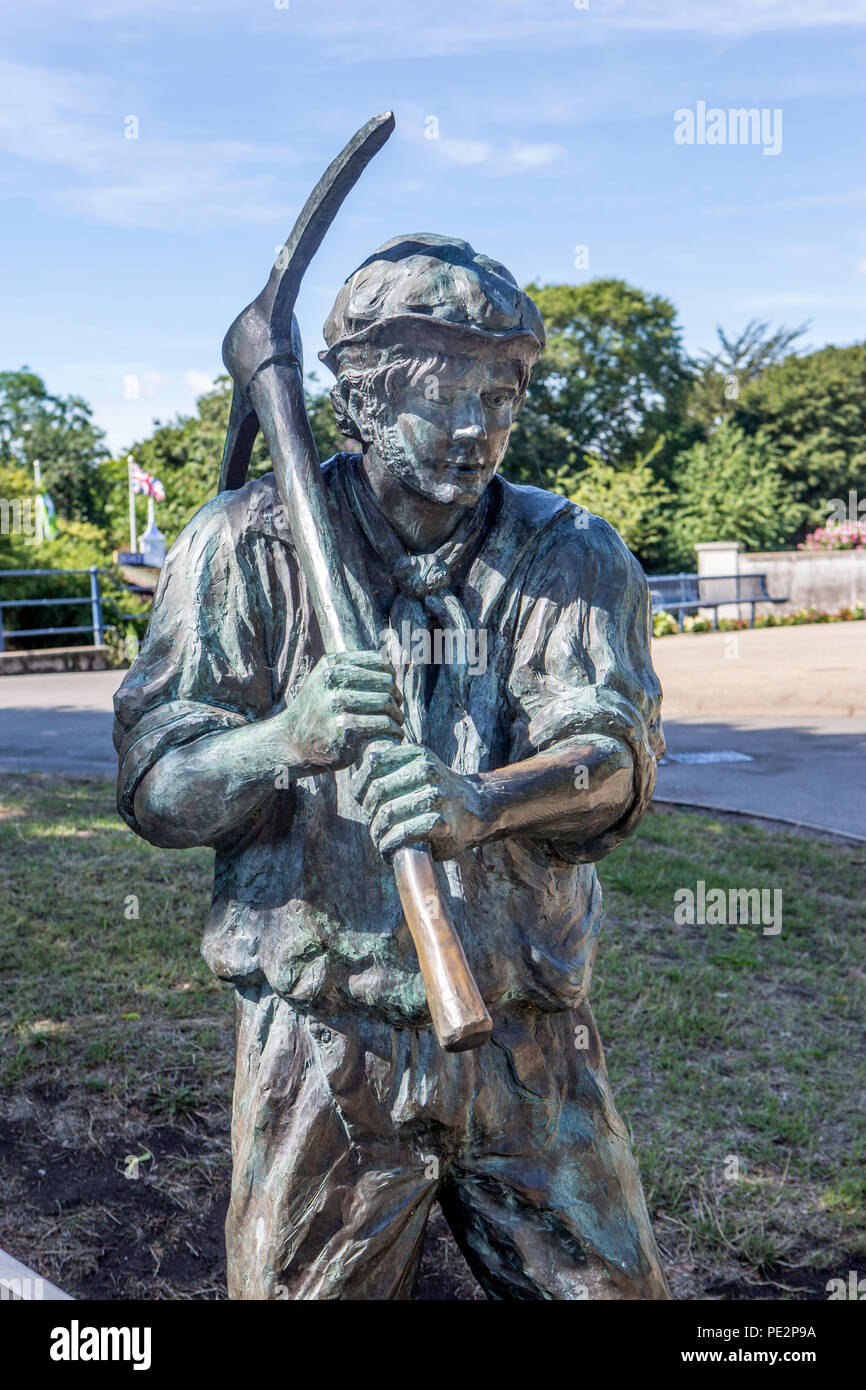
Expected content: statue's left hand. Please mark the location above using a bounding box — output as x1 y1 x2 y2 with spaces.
350 742 489 861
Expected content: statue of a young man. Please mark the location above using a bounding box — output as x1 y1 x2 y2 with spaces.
114 234 668 1301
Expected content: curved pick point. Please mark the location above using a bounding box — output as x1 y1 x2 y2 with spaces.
265 111 397 326
219 112 395 494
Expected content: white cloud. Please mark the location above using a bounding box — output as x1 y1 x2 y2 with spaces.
436 137 490 167
600 0 866 35
0 59 301 230
20 0 866 62
433 136 567 174
185 370 217 396
49 362 223 451
405 111 567 177
431 134 566 175
509 141 566 170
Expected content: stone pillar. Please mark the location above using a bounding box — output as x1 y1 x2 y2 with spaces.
695 541 743 622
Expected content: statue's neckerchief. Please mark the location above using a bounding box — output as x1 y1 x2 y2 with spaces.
341 455 494 767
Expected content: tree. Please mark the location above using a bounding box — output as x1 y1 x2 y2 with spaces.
0 461 38 570
556 440 674 570
666 421 805 569
121 376 263 544
0 459 119 646
504 279 696 488
689 319 809 428
305 372 352 460
732 343 866 527
117 374 352 548
0 369 109 526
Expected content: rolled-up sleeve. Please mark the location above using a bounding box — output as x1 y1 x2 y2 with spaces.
506 509 664 862
113 488 300 843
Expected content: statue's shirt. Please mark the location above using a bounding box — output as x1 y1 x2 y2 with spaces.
113 457 663 1028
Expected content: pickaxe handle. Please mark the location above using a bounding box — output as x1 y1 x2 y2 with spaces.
246 363 492 1051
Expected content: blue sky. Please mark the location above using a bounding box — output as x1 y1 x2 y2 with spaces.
1 0 865 453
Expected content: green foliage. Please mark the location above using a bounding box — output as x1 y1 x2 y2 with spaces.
733 343 866 525
102 623 135 669
0 369 109 526
33 519 113 571
652 610 679 637
554 440 674 569
119 375 266 545
305 372 351 460
0 460 114 571
0 460 136 647
666 421 805 569
498 292 833 568
504 279 696 488
117 373 349 548
0 462 35 570
653 602 864 637
0 523 119 648
5 776 863 1296
4 305 860 584
688 319 808 429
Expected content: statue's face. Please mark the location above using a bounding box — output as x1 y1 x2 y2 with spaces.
368 355 522 508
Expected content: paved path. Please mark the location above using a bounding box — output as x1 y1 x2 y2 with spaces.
0 670 120 776
657 716 866 838
653 621 864 721
652 623 866 838
1 623 864 837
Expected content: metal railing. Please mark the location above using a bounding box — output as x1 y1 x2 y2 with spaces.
646 570 787 630
0 567 151 654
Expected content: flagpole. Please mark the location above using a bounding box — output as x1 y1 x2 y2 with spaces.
127 454 137 552
33 459 44 544
147 494 155 530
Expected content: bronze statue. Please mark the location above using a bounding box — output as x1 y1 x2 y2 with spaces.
114 115 669 1300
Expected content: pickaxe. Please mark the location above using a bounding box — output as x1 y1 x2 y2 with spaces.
218 112 492 1052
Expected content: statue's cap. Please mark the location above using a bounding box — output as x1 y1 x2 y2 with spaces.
319 234 545 375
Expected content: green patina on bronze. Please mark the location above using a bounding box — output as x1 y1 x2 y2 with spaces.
113 124 669 1299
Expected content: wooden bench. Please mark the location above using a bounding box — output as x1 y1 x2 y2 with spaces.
647 572 788 631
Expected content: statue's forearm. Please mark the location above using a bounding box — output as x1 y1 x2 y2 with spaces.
132 648 407 848
471 736 634 847
132 718 310 848
133 721 634 852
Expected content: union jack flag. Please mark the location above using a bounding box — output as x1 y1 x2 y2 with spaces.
130 462 166 502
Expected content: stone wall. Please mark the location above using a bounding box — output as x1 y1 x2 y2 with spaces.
695 542 866 620
0 645 111 677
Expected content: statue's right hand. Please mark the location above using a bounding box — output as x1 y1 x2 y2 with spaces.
278 651 403 771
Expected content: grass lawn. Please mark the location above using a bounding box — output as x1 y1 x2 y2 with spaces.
1 774 864 1300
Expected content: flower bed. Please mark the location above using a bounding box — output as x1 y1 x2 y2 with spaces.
798 520 866 552
653 602 864 637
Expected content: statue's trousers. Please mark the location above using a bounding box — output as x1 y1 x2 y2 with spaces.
225 987 670 1301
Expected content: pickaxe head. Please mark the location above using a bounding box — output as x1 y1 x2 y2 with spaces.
219 111 395 493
